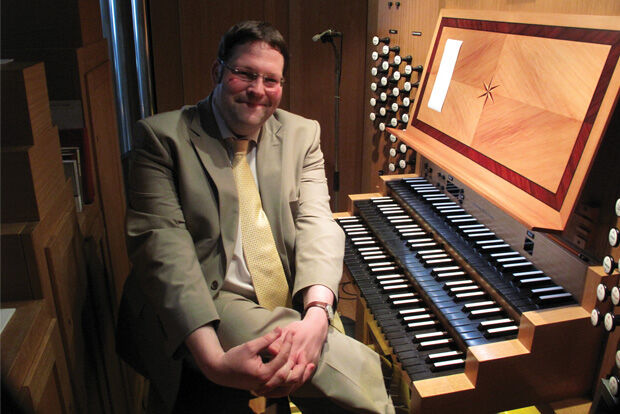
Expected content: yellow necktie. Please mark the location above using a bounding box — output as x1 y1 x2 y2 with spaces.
231 138 291 310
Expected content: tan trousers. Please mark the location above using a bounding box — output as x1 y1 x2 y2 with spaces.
214 290 395 414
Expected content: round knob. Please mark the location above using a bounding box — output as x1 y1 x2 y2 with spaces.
371 51 379 61
369 113 376 121
610 375 620 397
615 198 620 216
388 162 396 172
398 159 408 169
391 87 400 97
392 71 401 82
370 97 377 107
609 227 620 247
378 122 386 132
603 255 617 275
380 77 389 87
402 113 410 123
391 102 399 112
393 55 402 65
372 36 390 46
399 143 407 153
370 82 378 92
597 283 610 302
604 312 619 332
382 45 400 54
379 92 388 102
389 148 397 157
616 349 620 369
612 286 620 306
402 97 411 107
390 118 407 129
591 308 602 327
379 107 387 117
389 134 397 143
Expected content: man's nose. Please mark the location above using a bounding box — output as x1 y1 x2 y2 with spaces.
246 76 266 94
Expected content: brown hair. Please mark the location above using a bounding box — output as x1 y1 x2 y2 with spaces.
217 20 288 74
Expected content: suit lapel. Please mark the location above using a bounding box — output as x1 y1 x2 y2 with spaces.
257 117 287 270
187 98 238 268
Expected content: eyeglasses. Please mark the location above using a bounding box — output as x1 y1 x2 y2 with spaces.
218 59 285 89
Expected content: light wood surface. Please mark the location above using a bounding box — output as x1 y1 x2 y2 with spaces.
408 268 605 413
390 10 620 231
1 300 74 413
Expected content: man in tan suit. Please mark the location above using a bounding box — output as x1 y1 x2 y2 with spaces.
116 20 394 413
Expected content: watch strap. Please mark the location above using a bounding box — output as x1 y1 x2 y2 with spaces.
304 301 333 322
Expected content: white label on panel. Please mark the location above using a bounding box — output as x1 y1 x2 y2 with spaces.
427 39 463 112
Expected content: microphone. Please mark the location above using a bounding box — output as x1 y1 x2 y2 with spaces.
312 29 342 42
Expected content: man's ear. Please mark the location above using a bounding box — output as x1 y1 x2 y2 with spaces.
211 60 222 84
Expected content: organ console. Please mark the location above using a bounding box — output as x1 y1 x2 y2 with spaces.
346 9 620 413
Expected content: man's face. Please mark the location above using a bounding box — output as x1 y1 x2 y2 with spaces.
212 40 284 137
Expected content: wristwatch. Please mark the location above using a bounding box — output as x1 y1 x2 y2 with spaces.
304 301 334 323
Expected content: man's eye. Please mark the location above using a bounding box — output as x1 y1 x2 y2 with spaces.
237 70 256 81
264 77 279 86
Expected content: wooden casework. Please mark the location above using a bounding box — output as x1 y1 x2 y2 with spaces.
1 0 102 50
1 62 66 224
1 300 74 413
1 48 135 414
2 0 137 410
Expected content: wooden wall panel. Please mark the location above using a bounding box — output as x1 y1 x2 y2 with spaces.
288 0 368 210
1 301 74 414
149 0 184 113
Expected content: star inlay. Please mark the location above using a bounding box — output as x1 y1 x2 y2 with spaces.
478 77 500 106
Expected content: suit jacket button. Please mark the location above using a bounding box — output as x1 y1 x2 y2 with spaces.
210 281 219 290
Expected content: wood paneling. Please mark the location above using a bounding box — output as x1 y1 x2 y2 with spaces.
1 300 74 413
1 0 102 49
442 0 620 15
149 0 184 113
288 0 368 210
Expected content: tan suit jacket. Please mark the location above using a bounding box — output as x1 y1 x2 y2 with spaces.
116 96 345 411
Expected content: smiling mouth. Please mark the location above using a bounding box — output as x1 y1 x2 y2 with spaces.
242 101 267 108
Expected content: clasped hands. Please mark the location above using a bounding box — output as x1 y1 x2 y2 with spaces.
189 307 329 398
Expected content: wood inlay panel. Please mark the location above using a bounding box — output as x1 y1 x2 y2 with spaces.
412 17 620 210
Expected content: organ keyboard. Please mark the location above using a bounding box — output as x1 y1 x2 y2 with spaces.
342 8 620 414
